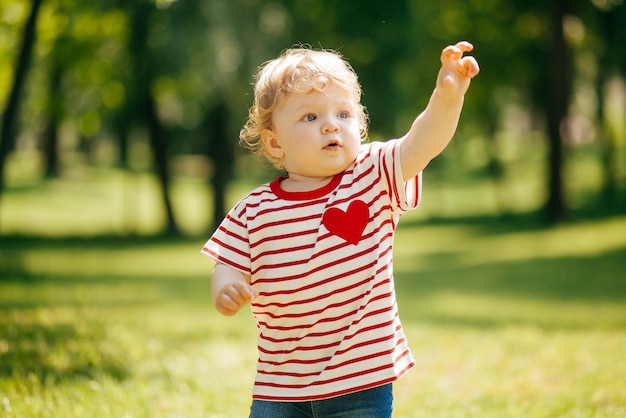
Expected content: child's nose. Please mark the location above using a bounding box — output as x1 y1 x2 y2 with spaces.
322 119 340 134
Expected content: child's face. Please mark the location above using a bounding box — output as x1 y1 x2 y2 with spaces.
261 84 362 180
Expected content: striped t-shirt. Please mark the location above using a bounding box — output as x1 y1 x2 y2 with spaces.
202 139 422 401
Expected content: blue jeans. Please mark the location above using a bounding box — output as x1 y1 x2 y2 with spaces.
249 383 393 418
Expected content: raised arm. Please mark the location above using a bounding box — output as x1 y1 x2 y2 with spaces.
399 41 480 180
211 263 257 316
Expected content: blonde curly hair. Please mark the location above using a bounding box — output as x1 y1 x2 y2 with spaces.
239 47 369 169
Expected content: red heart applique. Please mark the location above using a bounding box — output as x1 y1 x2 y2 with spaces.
321 200 369 245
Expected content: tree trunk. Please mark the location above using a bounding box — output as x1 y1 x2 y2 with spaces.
204 92 234 233
43 62 63 178
545 0 572 222
595 6 623 211
145 94 179 236
0 0 44 194
127 1 180 236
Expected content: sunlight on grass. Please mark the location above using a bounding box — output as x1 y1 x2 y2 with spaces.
457 217 626 264
15 241 208 278
395 325 626 417
0 168 265 238
0 171 216 237
394 216 626 265
0 171 164 236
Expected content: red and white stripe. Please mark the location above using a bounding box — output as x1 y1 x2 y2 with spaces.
202 139 422 401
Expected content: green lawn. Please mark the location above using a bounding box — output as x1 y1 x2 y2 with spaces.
1 174 625 417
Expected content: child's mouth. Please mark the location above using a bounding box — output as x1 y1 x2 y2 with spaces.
324 140 341 150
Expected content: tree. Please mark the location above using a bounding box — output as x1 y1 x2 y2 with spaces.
203 91 234 232
124 0 180 236
592 1 626 210
42 54 63 178
544 0 574 222
0 0 44 197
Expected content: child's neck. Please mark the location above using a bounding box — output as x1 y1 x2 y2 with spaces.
279 175 335 193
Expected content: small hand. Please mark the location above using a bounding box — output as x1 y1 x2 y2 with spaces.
215 281 258 316
436 41 480 100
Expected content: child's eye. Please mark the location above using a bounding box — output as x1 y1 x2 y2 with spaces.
302 114 316 122
338 111 350 119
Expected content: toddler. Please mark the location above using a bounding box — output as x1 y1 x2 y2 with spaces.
202 41 479 417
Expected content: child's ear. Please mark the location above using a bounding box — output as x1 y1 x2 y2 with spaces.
261 128 284 159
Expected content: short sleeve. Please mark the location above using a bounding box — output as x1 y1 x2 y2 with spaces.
376 139 422 214
201 201 252 276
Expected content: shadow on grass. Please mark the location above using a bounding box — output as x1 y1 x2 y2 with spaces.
403 209 626 237
0 235 210 385
395 247 626 330
0 321 129 385
1 225 625 384
396 247 626 302
2 228 625 306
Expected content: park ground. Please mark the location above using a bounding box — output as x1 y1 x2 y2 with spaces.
1 172 625 417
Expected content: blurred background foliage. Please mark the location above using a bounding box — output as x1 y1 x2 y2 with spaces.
0 0 625 237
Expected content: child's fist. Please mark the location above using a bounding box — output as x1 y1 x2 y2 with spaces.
215 281 258 316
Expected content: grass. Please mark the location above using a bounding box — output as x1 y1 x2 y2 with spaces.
1 237 259 417
391 219 626 417
1 172 626 417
